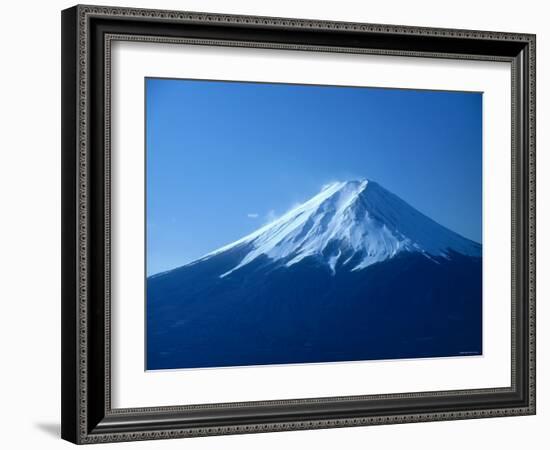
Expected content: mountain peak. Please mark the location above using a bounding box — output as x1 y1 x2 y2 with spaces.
321 178 368 191
195 180 481 278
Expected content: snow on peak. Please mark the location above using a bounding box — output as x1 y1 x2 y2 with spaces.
202 179 481 278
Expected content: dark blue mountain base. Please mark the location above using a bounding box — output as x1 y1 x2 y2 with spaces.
146 247 482 370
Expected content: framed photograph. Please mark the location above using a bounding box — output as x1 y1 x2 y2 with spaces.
61 5 536 444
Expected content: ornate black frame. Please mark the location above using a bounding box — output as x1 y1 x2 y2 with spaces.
61 4 536 444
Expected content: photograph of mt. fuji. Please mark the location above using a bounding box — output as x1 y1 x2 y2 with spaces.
145 78 483 370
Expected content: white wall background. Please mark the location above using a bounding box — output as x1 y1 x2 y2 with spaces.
0 0 545 448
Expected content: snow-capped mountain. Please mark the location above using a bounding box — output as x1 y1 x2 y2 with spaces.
147 180 482 371
187 179 481 278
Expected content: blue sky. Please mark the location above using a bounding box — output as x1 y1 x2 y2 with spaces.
146 78 482 276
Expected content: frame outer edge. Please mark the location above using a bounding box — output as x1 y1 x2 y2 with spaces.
77 3 91 444
76 3 534 40
527 34 536 414
61 5 80 445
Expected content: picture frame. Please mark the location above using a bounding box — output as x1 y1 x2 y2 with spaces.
61 4 536 444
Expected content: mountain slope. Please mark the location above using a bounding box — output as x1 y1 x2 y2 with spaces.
147 180 482 370
172 180 480 278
